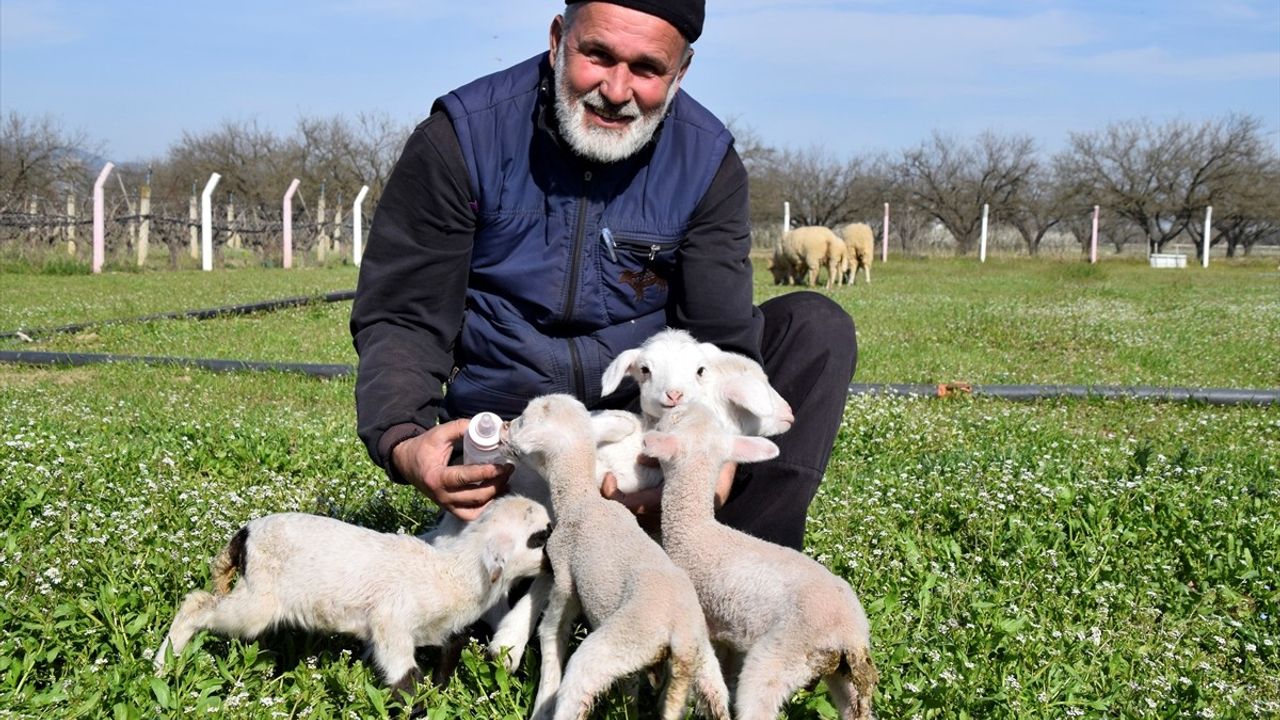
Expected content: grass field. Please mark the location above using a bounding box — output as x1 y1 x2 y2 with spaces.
1 257 1277 718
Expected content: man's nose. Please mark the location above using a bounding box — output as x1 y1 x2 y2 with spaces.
599 65 633 106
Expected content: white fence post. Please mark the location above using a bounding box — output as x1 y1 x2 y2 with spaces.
882 202 889 263
979 203 989 263
1090 205 1099 264
92 162 114 274
1202 206 1212 268
782 201 790 237
282 178 301 269
200 173 222 271
352 185 370 267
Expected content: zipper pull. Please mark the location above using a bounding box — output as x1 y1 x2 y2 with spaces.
647 244 659 261
601 227 619 262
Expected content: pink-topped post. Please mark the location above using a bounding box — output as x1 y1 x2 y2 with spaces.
882 202 889 262
282 178 300 269
1090 205 1099 264
92 162 114 274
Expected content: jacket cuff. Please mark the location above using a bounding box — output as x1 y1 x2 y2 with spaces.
378 423 429 484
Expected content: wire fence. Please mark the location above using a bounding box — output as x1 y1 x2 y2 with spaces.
0 190 370 269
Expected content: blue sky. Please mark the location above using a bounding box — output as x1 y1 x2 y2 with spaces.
2 1 1277 163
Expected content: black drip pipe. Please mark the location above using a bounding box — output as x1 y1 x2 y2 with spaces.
0 290 357 341
847 382 1279 406
0 350 352 378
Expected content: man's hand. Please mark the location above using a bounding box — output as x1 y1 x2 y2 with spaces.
392 419 514 521
600 459 738 529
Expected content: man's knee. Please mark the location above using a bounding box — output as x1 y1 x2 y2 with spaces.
759 291 857 383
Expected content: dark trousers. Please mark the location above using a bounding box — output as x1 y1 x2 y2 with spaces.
714 292 857 550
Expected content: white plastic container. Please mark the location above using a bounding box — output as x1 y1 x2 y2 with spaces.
463 411 510 466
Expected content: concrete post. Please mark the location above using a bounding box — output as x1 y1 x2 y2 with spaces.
188 192 199 259
66 193 77 256
315 187 328 262
137 183 152 267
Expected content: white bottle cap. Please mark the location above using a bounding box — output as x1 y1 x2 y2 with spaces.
467 411 501 451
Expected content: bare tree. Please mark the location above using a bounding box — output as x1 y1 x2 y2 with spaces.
0 112 97 213
1057 115 1269 257
899 131 1038 254
1007 166 1072 256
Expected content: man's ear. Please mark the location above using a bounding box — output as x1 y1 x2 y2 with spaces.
675 46 693 83
549 14 565 59
483 533 515 584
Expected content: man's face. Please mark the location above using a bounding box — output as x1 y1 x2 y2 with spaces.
550 3 692 163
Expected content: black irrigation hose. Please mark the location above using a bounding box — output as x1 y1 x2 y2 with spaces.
0 350 352 378
848 382 1280 406
1 350 1276 405
0 290 356 341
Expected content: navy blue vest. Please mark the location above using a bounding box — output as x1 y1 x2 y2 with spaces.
436 53 732 420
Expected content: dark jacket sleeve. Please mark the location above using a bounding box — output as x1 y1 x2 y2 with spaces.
350 112 475 479
670 146 765 362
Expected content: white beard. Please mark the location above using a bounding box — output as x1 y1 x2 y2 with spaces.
553 42 680 164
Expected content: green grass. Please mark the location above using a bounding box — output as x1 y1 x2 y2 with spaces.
1 258 1277 718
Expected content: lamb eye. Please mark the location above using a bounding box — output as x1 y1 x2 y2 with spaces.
640 366 651 375
697 367 705 377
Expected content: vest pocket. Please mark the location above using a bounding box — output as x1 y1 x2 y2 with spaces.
598 229 679 317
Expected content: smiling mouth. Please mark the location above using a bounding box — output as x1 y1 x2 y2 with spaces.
586 105 635 128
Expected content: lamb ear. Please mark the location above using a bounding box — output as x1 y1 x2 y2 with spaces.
730 436 779 464
641 430 681 461
591 413 636 444
601 349 641 395
482 533 515 584
722 378 777 421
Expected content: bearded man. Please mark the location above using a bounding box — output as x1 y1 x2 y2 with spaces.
351 0 856 551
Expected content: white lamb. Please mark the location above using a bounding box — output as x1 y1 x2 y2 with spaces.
505 394 731 720
446 328 793 671
645 401 878 720
600 327 793 437
153 495 552 702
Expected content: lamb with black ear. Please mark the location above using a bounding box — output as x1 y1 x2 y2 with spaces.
154 495 552 702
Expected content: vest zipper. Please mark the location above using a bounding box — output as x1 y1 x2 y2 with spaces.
562 169 592 324
563 169 592 398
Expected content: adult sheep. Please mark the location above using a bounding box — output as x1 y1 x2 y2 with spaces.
837 223 874 284
776 226 845 288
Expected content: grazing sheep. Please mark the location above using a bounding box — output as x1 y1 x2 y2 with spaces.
154 496 552 701
646 402 878 720
506 394 731 720
776 226 845 288
837 223 874 284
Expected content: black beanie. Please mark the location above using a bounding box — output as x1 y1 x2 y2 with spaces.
565 0 704 43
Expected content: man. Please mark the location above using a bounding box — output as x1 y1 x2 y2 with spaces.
351 0 856 551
